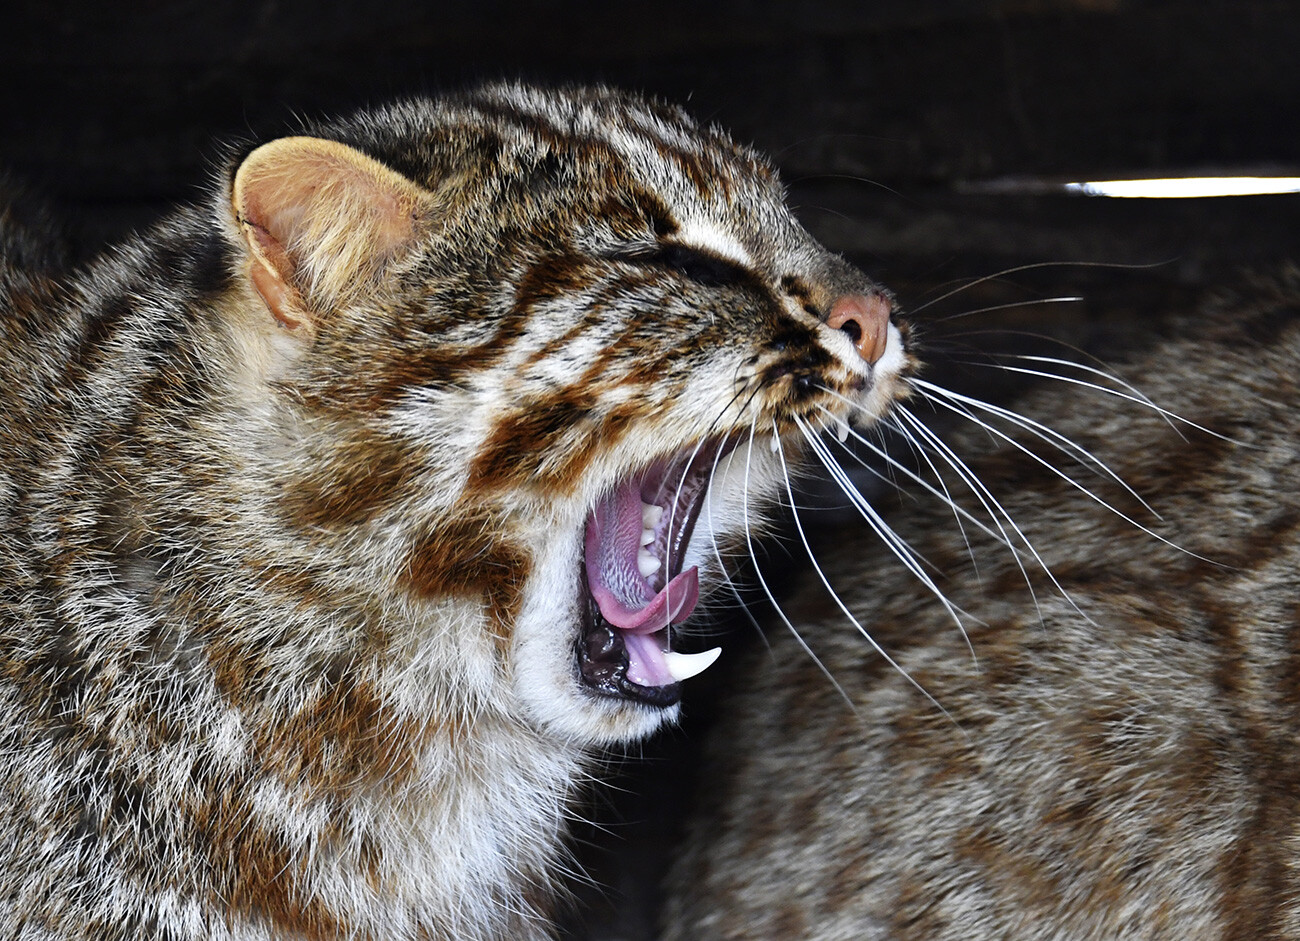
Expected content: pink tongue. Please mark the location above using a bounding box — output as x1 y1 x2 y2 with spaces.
584 479 700 636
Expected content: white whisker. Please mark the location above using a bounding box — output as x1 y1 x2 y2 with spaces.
812 396 1016 555
910 384 1221 567
931 295 1084 324
795 415 979 647
826 411 983 578
960 360 1241 445
740 419 858 711
912 377 1158 518
779 418 967 728
889 405 1051 628
1010 354 1171 424
704 410 769 647
906 260 1162 317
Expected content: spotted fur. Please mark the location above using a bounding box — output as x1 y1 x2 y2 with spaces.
0 85 910 939
664 271 1300 940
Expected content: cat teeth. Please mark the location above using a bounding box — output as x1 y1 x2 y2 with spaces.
663 647 722 683
769 434 781 453
835 419 851 443
642 502 664 528
640 501 662 550
637 549 662 578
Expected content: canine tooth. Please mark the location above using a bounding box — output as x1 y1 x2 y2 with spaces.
663 647 722 683
642 503 664 528
637 549 661 578
836 419 850 443
640 528 655 546
769 434 781 453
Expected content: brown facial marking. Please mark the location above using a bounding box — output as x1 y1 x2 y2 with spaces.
464 390 599 495
514 251 601 310
355 251 599 411
209 791 346 941
597 187 678 243
346 297 527 412
780 275 819 317
269 675 421 790
541 398 645 494
403 512 532 645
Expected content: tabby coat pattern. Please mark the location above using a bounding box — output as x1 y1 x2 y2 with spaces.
665 273 1300 940
0 86 908 939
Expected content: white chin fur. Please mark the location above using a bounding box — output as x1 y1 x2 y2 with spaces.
510 526 680 745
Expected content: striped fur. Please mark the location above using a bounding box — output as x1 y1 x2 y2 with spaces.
0 85 909 938
664 271 1300 940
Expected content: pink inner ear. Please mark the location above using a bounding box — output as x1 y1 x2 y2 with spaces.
248 251 305 330
232 137 431 327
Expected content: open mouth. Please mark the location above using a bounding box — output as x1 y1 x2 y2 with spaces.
578 437 734 707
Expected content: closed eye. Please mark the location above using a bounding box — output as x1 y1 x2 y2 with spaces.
631 243 755 289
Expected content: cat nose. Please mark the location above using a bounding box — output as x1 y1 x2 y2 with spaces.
826 293 891 365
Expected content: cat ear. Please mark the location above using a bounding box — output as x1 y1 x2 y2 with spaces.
231 136 433 335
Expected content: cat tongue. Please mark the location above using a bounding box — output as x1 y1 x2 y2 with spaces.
584 477 699 640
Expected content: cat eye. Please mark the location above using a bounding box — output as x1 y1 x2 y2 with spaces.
637 244 754 289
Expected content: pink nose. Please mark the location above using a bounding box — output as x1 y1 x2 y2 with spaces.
826 293 891 365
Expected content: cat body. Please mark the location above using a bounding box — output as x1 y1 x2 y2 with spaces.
664 274 1300 939
0 86 908 938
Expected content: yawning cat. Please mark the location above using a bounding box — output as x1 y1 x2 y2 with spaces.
0 84 909 939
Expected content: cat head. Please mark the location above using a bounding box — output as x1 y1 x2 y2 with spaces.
219 84 913 745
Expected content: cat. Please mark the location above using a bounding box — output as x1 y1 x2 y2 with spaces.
662 269 1300 939
0 83 914 940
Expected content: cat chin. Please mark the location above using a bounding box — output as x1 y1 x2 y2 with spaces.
507 526 678 744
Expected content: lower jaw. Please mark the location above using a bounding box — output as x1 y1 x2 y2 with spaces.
578 602 683 708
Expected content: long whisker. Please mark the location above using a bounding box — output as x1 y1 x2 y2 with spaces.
812 396 1016 554
740 419 859 713
811 410 925 504
702 397 770 648
911 377 1158 518
906 260 1166 317
938 343 1179 438
888 405 1050 628
912 382 1222 567
957 358 1244 445
795 415 979 644
663 378 767 626
929 295 1083 324
779 418 967 728
813 407 985 581
1006 353 1169 420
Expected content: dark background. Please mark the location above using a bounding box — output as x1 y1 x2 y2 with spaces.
5 2 1297 936
6 1 1299 278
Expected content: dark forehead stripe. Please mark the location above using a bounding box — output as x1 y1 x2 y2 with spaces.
348 298 534 412
458 98 630 177
465 89 747 201
597 187 680 242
